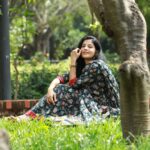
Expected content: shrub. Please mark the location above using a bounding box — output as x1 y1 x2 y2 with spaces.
11 59 69 99
11 58 119 99
108 63 120 83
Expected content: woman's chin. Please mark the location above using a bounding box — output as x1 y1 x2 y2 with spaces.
82 55 92 59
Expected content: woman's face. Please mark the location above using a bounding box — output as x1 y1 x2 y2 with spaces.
80 39 96 61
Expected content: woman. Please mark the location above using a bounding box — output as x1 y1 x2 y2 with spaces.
14 35 120 124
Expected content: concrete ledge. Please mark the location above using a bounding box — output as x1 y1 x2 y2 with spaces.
0 99 38 117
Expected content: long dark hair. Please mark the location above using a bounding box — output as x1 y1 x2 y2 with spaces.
76 35 102 77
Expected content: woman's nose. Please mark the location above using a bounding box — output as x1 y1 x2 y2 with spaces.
83 46 88 50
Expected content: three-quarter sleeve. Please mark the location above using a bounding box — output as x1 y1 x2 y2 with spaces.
57 72 69 84
70 62 99 89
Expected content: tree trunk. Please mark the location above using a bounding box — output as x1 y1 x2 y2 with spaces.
49 35 55 60
34 27 51 54
87 0 150 139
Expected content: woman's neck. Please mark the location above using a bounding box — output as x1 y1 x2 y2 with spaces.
84 59 93 64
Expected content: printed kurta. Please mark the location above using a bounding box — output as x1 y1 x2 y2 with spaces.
27 60 120 124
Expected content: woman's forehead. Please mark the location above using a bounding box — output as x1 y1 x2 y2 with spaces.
82 39 93 45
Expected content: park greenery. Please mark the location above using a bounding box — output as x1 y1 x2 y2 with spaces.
1 0 150 149
1 117 150 150
9 0 122 99
11 54 120 99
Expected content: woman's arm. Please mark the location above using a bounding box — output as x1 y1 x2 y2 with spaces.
48 78 60 92
69 48 81 81
69 62 76 80
46 78 60 104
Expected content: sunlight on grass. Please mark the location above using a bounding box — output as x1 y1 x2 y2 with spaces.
0 117 150 150
0 118 122 150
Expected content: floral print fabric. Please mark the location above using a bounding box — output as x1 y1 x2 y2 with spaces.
29 60 120 124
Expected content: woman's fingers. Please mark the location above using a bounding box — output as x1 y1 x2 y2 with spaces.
46 90 57 105
53 94 57 102
75 48 80 52
46 95 55 105
71 48 81 60
46 96 51 104
72 48 79 53
74 48 80 53
77 48 81 55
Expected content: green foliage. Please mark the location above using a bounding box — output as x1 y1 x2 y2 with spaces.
9 1 36 55
10 50 121 99
11 54 119 99
51 5 91 59
108 64 120 83
9 0 150 61
11 59 69 99
10 16 36 55
88 21 103 38
104 51 121 82
11 58 119 99
9 0 92 60
54 28 86 59
105 51 121 64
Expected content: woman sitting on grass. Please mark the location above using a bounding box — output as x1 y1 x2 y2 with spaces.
12 35 120 124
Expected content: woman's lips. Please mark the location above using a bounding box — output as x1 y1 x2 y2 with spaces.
82 52 89 54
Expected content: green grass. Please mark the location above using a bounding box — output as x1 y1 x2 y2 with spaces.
0 118 150 150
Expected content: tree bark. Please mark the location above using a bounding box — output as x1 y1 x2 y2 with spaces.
87 0 150 139
33 27 51 54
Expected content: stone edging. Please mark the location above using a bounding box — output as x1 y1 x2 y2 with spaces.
0 99 38 117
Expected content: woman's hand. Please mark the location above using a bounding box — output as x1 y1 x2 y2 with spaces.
70 48 81 64
46 89 57 105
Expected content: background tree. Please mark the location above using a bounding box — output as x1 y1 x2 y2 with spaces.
9 0 91 60
87 0 150 139
9 0 92 99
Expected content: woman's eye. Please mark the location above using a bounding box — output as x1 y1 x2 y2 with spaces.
81 45 93 48
88 46 93 48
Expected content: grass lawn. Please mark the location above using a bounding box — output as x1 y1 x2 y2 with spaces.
0 117 150 150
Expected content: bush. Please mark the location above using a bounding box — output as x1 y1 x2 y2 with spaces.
11 58 119 99
11 59 69 99
104 51 121 64
108 63 120 83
